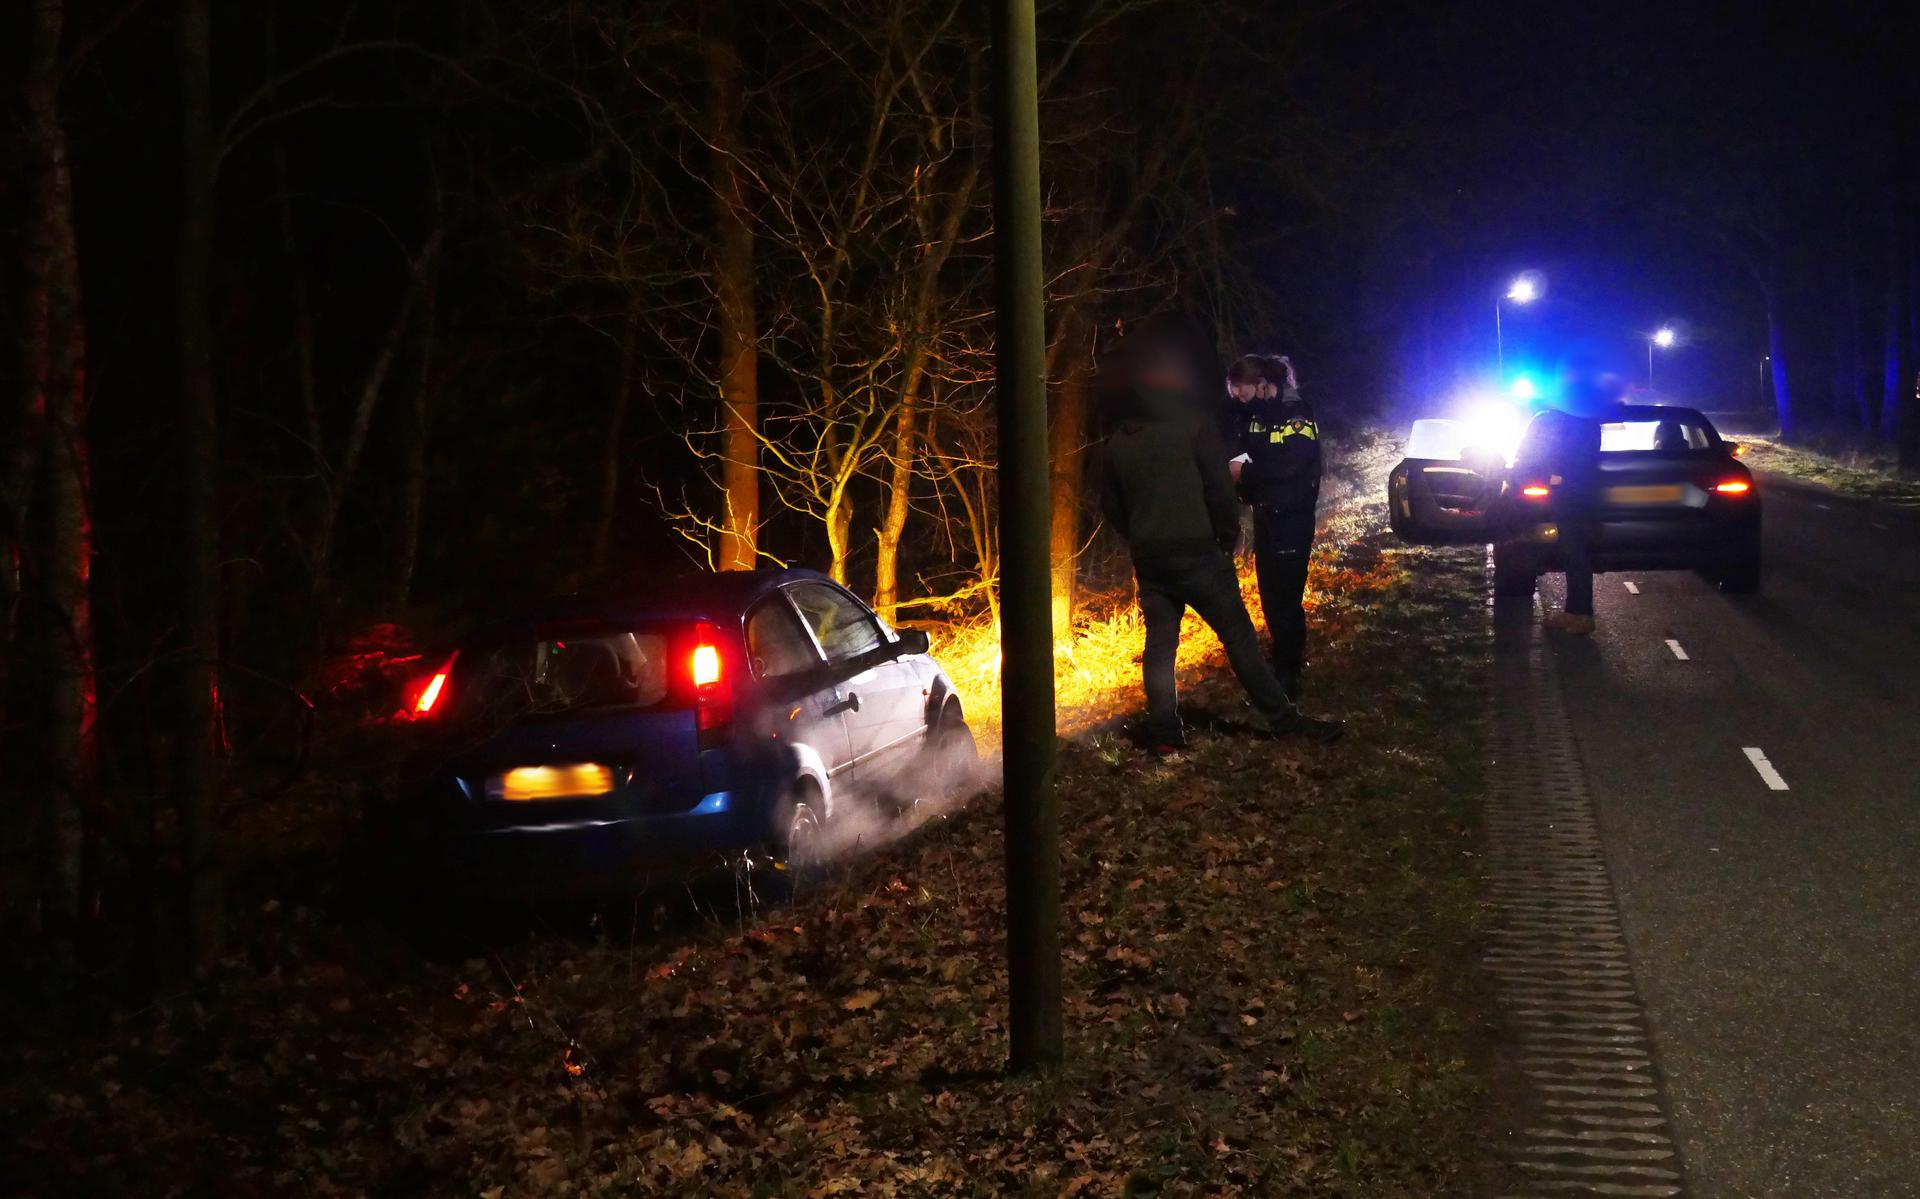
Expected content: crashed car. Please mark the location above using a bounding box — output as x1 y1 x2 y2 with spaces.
377 568 976 895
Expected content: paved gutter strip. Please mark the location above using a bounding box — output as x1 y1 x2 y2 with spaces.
1486 590 1690 1199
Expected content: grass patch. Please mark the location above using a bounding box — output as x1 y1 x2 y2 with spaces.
2 437 1515 1197
1738 435 1920 506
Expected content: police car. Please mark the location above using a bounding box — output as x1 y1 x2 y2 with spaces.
1387 404 1761 595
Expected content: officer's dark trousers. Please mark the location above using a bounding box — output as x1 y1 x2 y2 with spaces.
1135 547 1295 743
1252 511 1312 677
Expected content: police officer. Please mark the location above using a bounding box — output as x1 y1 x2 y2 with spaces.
1226 354 1320 700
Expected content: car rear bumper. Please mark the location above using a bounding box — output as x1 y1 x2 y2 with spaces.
386 790 771 895
1502 514 1758 572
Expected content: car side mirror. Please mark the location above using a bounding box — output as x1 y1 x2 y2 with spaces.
894 628 931 656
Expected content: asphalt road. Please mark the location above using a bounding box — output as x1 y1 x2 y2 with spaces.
1517 473 1920 1197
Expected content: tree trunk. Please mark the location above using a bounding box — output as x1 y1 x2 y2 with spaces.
177 0 225 974
1884 213 1907 445
308 229 444 620
826 487 853 587
1047 314 1091 636
1765 275 1795 442
704 1 758 572
1845 261 1870 433
872 365 920 620
23 0 95 955
393 243 441 607
274 145 322 465
1906 251 1920 473
591 303 640 573
5 4 58 731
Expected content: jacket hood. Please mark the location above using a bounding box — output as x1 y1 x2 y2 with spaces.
1115 384 1197 426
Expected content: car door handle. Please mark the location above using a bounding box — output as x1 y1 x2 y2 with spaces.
826 691 861 716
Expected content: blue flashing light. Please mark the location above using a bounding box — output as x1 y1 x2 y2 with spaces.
1509 374 1539 401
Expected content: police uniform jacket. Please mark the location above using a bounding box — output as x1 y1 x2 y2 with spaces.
1232 389 1322 548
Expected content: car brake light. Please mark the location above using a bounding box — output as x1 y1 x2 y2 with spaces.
1714 480 1751 495
1520 484 1551 499
691 643 721 687
690 625 732 737
412 653 457 717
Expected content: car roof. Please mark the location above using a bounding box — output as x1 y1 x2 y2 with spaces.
1530 403 1711 424
467 566 839 641
1612 404 1711 424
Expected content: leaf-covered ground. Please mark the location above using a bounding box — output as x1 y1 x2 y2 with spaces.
4 490 1512 1197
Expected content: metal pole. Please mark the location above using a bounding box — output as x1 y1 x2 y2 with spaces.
990 0 1062 1073
1648 339 1654 388
1495 298 1503 379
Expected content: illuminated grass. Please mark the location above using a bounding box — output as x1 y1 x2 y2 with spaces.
934 430 1409 746
1739 435 1920 506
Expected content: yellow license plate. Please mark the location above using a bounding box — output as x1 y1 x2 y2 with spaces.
489 763 617 801
1605 484 1685 504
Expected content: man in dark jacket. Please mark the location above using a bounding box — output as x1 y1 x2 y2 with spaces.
1515 358 1624 634
1102 329 1341 750
1226 354 1320 697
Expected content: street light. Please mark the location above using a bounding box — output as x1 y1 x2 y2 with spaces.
1649 326 1676 387
1496 273 1542 380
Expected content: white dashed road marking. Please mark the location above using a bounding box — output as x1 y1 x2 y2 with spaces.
1664 640 1689 661
1624 581 1641 594
1743 747 1790 791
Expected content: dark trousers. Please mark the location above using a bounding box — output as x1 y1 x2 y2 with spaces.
1135 548 1295 743
1252 510 1312 676
1558 502 1595 617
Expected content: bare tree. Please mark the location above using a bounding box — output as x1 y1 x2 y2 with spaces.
177 0 224 973
703 0 761 571
19 0 96 957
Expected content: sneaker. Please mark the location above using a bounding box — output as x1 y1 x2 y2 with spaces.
1543 611 1596 635
1270 710 1344 743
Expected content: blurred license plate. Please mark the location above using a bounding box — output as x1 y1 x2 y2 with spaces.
489 763 616 801
1606 484 1685 504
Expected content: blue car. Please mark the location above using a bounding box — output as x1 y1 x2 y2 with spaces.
387 568 975 893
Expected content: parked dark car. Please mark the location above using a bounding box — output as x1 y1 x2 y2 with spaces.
379 568 975 895
1388 403 1761 594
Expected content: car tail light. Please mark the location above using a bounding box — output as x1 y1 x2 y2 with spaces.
691 643 721 688
690 624 733 738
1714 479 1752 495
1520 484 1551 499
409 652 458 718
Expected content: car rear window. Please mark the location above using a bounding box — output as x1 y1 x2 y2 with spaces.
1600 417 1715 452
457 631 670 719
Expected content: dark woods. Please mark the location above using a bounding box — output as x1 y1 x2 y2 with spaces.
0 0 1343 990
4 0 1917 990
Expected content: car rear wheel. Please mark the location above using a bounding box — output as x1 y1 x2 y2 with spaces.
1493 542 1539 598
775 785 825 869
